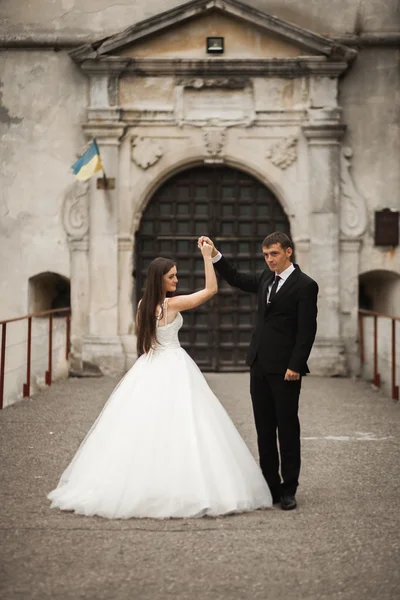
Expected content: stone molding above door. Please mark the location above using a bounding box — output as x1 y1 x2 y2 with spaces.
69 0 356 126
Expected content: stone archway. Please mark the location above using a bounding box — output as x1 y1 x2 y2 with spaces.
135 164 291 371
359 270 400 315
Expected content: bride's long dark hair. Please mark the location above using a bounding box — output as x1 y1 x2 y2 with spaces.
136 257 176 356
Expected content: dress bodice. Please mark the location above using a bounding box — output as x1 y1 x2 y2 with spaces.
154 311 183 351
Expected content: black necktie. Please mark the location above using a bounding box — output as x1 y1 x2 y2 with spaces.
268 275 281 303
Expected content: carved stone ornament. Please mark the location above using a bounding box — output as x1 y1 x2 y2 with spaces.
203 126 226 159
340 147 368 238
266 136 298 169
177 77 249 90
62 181 89 241
131 137 163 170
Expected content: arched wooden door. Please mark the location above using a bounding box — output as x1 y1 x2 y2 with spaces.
135 165 291 371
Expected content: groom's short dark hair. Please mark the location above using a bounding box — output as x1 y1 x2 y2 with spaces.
262 232 293 250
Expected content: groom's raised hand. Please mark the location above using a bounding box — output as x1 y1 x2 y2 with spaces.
198 236 218 258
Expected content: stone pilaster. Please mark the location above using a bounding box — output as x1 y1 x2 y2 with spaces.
81 124 126 375
68 237 90 373
340 237 363 376
338 147 368 376
62 182 90 373
118 234 137 370
293 237 310 273
303 123 347 375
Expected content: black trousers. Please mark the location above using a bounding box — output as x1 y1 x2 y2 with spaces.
250 357 301 497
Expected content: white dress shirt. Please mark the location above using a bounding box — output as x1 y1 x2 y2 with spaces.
266 263 295 302
211 252 223 264
212 252 295 303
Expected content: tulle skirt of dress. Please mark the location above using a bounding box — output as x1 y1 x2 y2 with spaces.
48 347 272 519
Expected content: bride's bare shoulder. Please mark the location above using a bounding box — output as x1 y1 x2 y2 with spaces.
165 297 180 309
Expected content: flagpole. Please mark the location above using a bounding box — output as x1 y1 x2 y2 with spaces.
102 167 108 188
93 137 109 189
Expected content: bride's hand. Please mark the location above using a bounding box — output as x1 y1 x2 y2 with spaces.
198 236 218 257
200 241 213 258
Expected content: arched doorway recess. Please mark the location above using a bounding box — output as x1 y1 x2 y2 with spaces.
135 165 291 371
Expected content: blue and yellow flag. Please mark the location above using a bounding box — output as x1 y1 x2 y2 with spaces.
72 140 103 181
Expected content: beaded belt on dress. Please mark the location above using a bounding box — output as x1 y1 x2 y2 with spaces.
151 342 181 352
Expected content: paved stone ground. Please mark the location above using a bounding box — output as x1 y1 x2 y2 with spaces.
0 373 399 600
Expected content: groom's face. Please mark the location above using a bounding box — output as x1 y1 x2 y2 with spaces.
262 243 293 274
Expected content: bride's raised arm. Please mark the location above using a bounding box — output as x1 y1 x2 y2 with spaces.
168 242 218 312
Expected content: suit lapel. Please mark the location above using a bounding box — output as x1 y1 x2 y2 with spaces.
262 272 274 309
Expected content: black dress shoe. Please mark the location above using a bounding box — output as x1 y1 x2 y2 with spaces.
280 494 297 510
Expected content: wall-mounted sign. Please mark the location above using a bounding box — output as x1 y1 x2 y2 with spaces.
374 209 399 246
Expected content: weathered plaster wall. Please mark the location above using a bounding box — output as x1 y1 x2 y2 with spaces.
0 0 398 37
120 77 175 109
340 48 400 277
0 50 88 319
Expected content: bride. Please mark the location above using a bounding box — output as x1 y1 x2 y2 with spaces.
48 240 272 518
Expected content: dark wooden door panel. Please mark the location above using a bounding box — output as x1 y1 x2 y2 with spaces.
135 166 290 371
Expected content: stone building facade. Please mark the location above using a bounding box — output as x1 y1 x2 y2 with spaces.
1 0 399 379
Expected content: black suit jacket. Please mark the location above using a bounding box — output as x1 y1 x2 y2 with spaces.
214 256 318 375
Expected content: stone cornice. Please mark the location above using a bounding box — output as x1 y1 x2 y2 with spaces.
82 123 126 143
69 237 90 252
340 237 363 251
118 235 134 251
0 31 398 50
334 32 400 48
79 57 349 78
303 123 347 141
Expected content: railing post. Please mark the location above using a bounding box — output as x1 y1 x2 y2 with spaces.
0 323 6 410
45 313 53 386
23 317 32 398
392 319 399 401
0 307 71 409
66 311 71 360
359 313 365 364
373 314 381 388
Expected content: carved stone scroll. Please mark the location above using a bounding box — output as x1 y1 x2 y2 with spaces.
266 136 298 169
340 147 368 238
131 137 163 170
62 181 89 241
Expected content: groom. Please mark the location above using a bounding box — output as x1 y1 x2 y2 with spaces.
199 232 318 510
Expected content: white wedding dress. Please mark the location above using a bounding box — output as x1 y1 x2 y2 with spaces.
48 303 272 519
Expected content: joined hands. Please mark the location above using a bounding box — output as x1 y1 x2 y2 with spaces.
198 236 218 258
199 241 213 258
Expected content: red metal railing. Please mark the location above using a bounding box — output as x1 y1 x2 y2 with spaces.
0 308 71 409
359 308 399 401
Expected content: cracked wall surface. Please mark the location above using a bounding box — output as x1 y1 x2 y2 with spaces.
340 47 400 275
0 0 399 36
0 50 88 319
